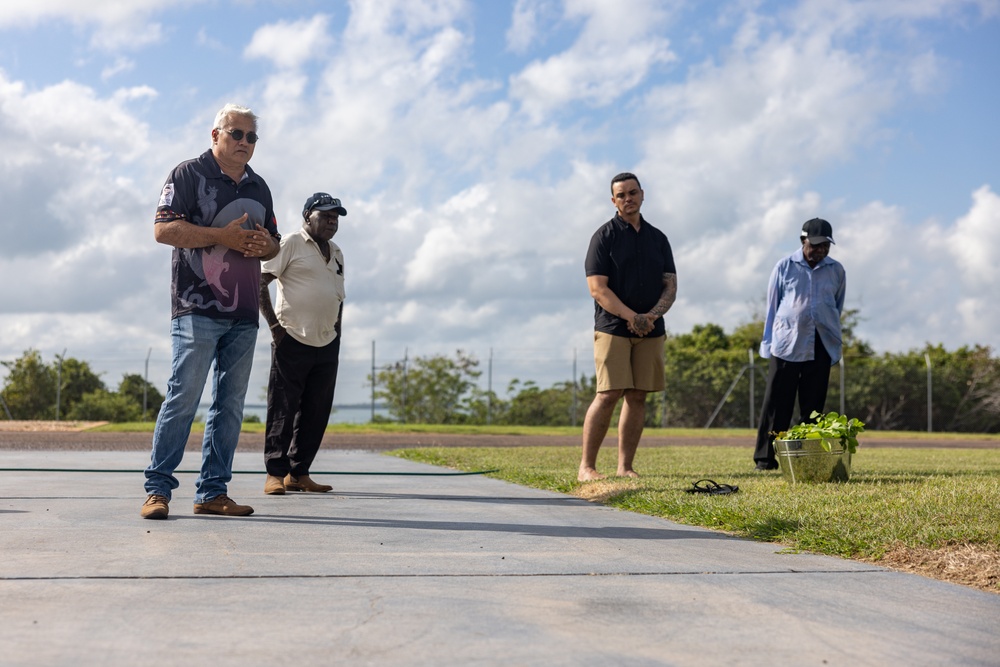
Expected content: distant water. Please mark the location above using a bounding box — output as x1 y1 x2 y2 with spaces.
214 404 389 424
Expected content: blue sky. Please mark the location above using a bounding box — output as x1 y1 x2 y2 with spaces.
0 0 998 409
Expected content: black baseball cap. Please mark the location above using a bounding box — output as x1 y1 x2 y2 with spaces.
801 218 835 244
303 192 347 216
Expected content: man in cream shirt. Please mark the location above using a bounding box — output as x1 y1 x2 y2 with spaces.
259 192 347 495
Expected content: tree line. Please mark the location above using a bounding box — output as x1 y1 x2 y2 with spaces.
658 315 1000 432
4 314 999 431
370 312 1000 433
0 350 164 422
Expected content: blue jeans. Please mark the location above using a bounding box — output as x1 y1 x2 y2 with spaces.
144 314 258 503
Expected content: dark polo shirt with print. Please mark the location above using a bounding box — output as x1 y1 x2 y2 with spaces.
155 149 278 321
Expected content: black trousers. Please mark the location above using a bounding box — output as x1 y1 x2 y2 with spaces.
754 336 832 465
264 334 340 477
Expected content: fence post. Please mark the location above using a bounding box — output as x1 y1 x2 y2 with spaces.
572 348 578 427
705 365 748 428
55 348 66 421
925 353 932 432
402 348 408 424
748 348 755 428
839 355 845 415
661 376 667 428
143 348 151 421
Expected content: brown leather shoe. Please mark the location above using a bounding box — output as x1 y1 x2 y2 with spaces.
193 494 254 516
284 474 332 493
264 474 286 495
141 494 169 520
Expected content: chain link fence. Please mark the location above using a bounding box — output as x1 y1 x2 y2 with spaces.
3 344 998 431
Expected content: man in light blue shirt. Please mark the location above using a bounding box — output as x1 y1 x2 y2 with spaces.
754 218 846 470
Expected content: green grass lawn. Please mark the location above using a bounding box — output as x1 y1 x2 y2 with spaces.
390 445 1000 565
88 421 1000 442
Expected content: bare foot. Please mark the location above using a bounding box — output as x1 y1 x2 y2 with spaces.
617 469 640 478
578 467 606 482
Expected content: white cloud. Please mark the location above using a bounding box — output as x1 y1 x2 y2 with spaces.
100 56 135 81
506 0 557 54
405 184 496 290
946 185 1000 284
634 8 902 245
0 76 152 161
0 0 162 24
509 0 675 120
1 0 998 405
245 15 334 70
786 0 999 37
347 0 469 36
196 27 224 51
0 0 170 51
0 72 158 262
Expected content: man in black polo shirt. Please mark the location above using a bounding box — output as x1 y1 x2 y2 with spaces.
141 103 280 520
580 172 677 481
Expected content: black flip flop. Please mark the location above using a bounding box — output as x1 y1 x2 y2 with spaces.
684 479 739 495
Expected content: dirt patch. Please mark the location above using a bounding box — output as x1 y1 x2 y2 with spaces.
868 542 1000 595
575 480 641 503
0 420 108 432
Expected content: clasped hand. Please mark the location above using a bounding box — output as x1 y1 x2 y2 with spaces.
628 313 655 337
220 213 275 257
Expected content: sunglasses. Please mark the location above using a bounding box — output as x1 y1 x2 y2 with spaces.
312 195 341 209
220 128 259 144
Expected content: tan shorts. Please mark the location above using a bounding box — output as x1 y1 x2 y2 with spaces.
593 332 665 393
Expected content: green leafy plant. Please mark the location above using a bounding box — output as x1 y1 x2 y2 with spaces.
777 410 866 453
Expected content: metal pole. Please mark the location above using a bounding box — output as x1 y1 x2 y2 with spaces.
572 348 578 427
56 348 66 421
748 348 755 428
839 356 845 415
661 346 667 428
925 353 932 432
487 348 493 425
705 366 748 428
371 340 376 422
402 348 408 424
143 347 151 421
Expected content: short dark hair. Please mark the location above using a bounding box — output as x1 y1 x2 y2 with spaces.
611 172 641 193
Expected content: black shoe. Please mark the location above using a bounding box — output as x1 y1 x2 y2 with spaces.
755 461 779 471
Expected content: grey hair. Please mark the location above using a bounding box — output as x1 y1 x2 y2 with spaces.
213 103 258 131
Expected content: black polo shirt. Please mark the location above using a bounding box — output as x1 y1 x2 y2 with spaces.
585 214 676 338
155 150 278 321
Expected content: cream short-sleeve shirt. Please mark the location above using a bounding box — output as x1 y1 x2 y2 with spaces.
262 227 345 347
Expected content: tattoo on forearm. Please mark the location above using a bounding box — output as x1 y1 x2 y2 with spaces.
647 273 677 319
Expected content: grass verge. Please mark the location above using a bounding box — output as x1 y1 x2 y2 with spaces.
85 421 1000 442
391 445 1000 594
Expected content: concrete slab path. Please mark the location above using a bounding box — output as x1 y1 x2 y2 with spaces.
1 450 997 666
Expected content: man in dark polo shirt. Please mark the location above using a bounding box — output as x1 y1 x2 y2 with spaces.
141 103 280 520
579 172 677 481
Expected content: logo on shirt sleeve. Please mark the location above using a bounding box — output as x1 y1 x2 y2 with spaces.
158 183 175 207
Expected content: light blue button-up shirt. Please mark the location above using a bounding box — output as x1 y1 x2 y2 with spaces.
759 247 846 364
